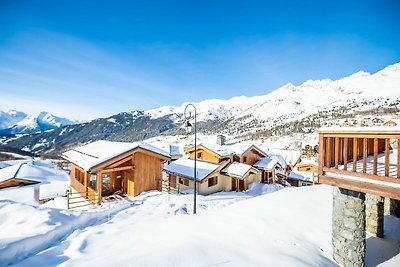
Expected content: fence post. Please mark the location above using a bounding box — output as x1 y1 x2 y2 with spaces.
67 188 70 210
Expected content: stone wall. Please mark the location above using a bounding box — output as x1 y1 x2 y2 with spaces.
366 194 384 238
332 187 366 267
384 198 400 217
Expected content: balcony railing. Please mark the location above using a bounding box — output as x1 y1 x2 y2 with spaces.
318 127 400 199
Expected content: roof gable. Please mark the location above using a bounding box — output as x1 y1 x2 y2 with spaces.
62 140 170 171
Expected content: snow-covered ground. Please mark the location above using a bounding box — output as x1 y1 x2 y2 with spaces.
2 184 399 267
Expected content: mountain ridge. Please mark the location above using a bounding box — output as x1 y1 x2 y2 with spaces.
0 111 77 134
2 62 400 154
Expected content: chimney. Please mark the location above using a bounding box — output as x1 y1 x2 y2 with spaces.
216 135 226 146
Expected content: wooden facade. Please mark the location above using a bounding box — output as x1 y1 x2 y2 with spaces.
318 127 400 199
69 147 169 204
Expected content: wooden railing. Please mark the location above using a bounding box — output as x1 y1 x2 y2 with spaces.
156 179 180 194
318 127 400 199
67 188 98 209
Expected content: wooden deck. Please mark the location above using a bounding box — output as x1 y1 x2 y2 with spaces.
318 127 400 199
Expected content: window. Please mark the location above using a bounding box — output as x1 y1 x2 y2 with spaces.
102 173 111 192
197 152 203 159
89 174 97 189
243 156 247 163
306 167 311 171
178 177 189 186
208 177 218 187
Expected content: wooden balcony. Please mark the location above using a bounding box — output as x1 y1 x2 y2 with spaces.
318 127 400 199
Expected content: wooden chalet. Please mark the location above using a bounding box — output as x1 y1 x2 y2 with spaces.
317 127 400 199
164 141 266 194
62 140 170 204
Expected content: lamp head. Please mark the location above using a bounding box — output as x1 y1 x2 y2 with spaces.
185 121 193 134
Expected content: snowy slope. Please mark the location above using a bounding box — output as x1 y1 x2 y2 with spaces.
2 111 76 134
147 62 400 124
9 185 400 267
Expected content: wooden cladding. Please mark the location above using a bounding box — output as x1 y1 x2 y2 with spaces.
318 129 400 200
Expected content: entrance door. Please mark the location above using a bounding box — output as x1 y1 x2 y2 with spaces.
127 171 135 197
231 178 236 191
239 179 245 191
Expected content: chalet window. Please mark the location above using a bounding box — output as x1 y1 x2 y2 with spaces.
306 167 311 171
102 174 111 192
243 156 247 163
178 177 189 186
89 174 97 189
197 152 203 159
208 177 218 187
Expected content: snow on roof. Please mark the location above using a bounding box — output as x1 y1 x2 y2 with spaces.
164 157 221 182
0 163 23 182
0 161 69 184
298 157 318 166
288 169 316 182
221 162 256 178
62 140 170 171
253 158 278 170
147 142 184 156
260 148 301 166
195 142 264 157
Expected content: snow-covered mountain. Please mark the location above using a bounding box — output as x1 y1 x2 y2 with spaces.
0 110 27 130
147 62 400 127
3 62 400 153
0 111 76 134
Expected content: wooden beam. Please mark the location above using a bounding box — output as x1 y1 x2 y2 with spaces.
101 166 134 173
353 138 358 172
334 137 339 168
398 138 400 178
373 138 378 175
385 138 390 177
323 167 400 184
97 171 103 205
319 175 400 200
326 137 332 168
105 155 133 169
318 134 325 178
363 138 367 173
343 137 348 171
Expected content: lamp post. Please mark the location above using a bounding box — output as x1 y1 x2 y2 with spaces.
184 103 197 214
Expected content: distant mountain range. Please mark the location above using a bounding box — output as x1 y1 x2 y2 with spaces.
0 111 76 134
1 62 400 155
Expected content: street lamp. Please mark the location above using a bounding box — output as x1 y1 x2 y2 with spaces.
184 103 197 214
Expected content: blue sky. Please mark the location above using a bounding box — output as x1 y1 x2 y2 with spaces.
0 0 399 120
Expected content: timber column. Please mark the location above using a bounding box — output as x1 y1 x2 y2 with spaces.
366 194 384 238
332 187 366 267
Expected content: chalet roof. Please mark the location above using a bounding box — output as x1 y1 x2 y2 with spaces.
62 140 170 171
163 157 221 182
253 158 278 170
221 162 258 178
0 161 69 184
0 163 23 182
147 142 184 156
189 142 266 157
259 148 301 166
288 169 316 182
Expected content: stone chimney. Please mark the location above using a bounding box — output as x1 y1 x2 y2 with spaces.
216 135 226 146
